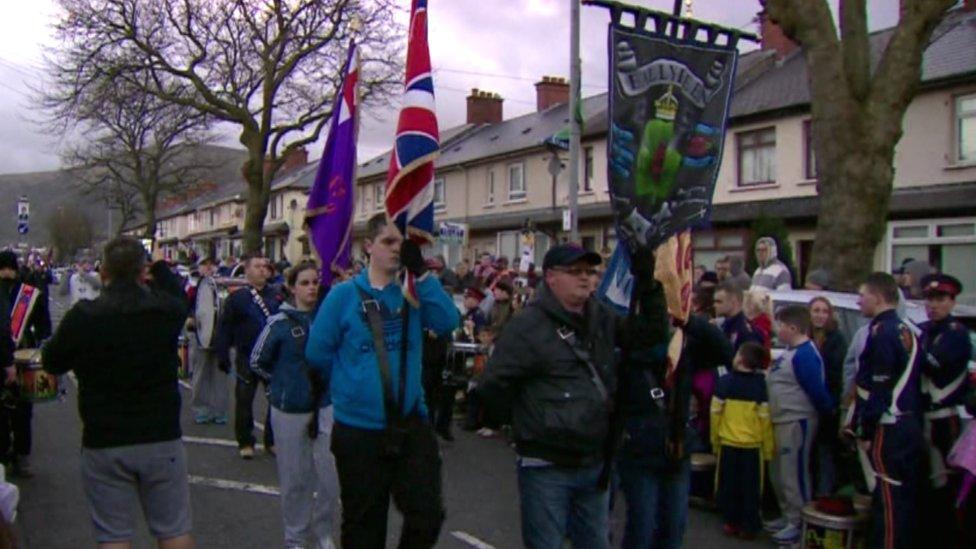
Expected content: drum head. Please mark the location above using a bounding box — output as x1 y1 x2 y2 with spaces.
195 279 217 347
13 348 41 367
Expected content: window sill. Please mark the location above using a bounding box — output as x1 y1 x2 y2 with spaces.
729 183 780 193
505 197 528 205
945 161 976 171
579 190 595 196
797 179 817 186
483 203 495 209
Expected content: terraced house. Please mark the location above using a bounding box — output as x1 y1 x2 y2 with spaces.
135 4 976 304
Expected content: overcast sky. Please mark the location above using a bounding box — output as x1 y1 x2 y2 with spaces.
0 0 901 175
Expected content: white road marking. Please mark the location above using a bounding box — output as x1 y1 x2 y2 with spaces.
182 435 265 451
450 531 495 549
187 475 279 497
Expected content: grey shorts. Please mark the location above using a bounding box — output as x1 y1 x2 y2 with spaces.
80 439 192 543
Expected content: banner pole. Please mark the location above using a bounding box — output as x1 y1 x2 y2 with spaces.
569 0 581 243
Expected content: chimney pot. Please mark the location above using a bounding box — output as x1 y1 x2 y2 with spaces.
466 88 504 124
534 75 570 112
758 10 798 59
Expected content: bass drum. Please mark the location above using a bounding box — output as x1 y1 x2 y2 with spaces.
194 277 219 349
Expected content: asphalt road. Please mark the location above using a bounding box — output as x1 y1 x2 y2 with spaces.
10 286 774 548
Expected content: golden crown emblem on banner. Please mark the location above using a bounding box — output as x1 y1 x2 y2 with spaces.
655 85 679 120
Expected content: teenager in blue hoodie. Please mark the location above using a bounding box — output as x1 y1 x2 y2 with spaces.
251 262 338 549
305 214 459 549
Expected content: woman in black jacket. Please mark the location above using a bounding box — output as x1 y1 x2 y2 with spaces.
809 296 848 497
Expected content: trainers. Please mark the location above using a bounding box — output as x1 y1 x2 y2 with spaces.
265 445 276 457
763 517 788 533
772 524 801 544
193 414 212 425
239 446 255 460
478 428 497 438
212 415 228 425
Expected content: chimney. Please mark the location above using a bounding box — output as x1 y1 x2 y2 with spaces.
535 76 569 112
264 147 309 178
758 10 798 59
466 89 503 124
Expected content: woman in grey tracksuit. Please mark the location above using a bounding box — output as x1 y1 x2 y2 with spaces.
251 263 337 549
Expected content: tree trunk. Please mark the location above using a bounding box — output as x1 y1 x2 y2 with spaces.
810 133 895 291
240 140 268 254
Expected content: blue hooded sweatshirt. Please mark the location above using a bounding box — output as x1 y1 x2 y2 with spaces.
305 271 459 430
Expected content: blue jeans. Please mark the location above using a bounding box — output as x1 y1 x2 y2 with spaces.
616 457 691 549
518 463 610 549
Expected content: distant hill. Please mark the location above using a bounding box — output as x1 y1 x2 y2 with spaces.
0 145 248 249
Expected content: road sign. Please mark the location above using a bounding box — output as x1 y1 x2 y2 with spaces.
17 223 28 235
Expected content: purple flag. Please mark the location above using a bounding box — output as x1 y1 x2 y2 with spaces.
305 42 359 287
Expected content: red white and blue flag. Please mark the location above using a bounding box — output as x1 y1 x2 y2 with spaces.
305 41 359 287
385 0 439 305
385 0 439 243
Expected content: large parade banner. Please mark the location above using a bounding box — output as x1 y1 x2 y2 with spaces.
606 7 739 253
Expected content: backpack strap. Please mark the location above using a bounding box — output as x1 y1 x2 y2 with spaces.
356 286 408 422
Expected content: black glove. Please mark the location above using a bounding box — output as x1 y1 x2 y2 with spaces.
400 240 427 278
629 249 655 279
217 360 231 374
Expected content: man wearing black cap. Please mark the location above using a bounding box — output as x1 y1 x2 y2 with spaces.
480 243 661 549
918 273 972 547
0 250 51 477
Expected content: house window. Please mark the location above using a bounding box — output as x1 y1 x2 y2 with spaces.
433 177 446 211
508 163 525 201
736 127 776 186
269 194 279 219
374 184 384 211
209 209 216 227
583 146 594 192
486 171 495 206
957 93 976 163
888 217 976 305
360 186 367 213
803 120 818 180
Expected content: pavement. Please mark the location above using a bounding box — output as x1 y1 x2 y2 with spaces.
9 288 776 548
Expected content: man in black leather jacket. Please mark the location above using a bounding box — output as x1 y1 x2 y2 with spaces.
480 243 665 549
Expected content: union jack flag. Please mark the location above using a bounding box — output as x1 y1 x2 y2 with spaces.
385 0 439 306
385 0 439 244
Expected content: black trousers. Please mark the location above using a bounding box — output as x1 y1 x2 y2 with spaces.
433 384 457 435
331 418 445 549
921 414 965 549
868 420 924 549
234 361 273 449
0 399 32 457
716 446 762 534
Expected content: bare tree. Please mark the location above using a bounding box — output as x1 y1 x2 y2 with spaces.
46 204 94 262
762 0 957 289
47 0 403 252
47 77 216 240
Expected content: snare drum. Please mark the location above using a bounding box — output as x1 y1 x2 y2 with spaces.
177 336 191 380
445 342 484 386
14 349 59 403
689 452 717 508
800 502 868 549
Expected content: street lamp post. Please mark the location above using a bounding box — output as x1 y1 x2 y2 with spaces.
568 0 581 243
